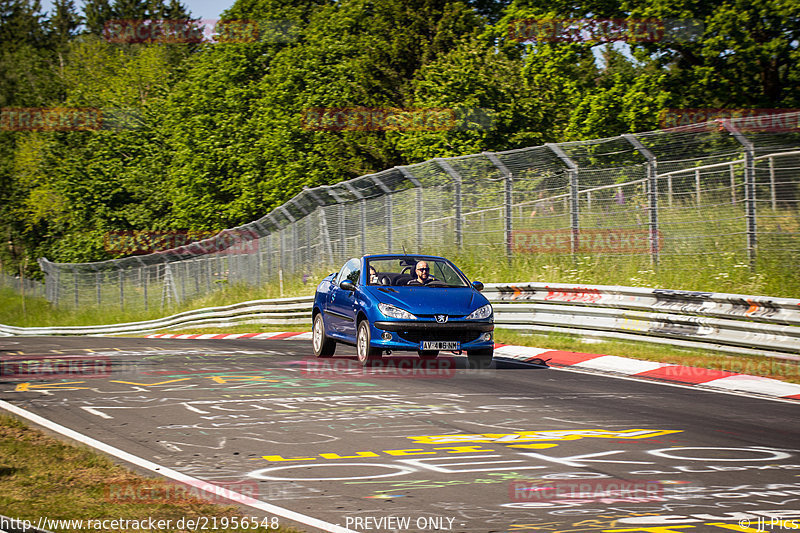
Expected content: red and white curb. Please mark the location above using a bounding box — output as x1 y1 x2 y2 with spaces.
492 345 800 402
147 332 313 341
146 332 800 401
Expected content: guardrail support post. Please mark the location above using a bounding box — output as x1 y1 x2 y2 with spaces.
486 153 514 260
546 143 580 256
722 120 757 270
623 134 659 266
436 159 463 250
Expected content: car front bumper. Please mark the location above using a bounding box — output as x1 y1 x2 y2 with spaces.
371 320 494 351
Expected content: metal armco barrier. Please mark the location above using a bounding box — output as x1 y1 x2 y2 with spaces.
483 283 800 360
1 285 797 361
0 297 313 337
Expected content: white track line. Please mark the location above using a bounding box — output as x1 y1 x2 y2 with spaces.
0 400 356 533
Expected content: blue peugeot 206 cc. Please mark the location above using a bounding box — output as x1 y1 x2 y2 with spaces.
312 254 494 367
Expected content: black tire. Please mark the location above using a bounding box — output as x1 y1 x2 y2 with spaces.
417 350 439 359
467 348 493 369
356 320 382 366
312 313 336 357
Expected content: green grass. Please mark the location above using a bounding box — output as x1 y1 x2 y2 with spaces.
0 414 301 532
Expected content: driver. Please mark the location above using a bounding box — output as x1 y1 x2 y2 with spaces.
407 260 435 285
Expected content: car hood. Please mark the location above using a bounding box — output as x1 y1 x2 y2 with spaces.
365 286 489 316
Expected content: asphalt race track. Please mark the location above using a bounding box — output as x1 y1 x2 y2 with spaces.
1 336 799 533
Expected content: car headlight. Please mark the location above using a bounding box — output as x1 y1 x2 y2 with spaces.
466 304 492 320
378 303 417 320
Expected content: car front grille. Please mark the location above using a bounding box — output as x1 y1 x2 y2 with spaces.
396 328 482 344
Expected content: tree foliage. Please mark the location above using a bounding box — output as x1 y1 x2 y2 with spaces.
1 0 798 273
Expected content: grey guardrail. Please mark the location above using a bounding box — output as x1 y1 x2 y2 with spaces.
1 284 798 360
482 283 800 361
0 296 313 337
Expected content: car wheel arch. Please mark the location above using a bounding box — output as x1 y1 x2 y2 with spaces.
355 311 369 328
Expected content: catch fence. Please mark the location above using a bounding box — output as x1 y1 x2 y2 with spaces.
0 273 45 298
38 112 800 311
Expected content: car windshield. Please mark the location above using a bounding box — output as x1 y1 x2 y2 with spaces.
366 257 469 287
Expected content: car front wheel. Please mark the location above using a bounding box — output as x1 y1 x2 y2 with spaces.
357 320 382 366
312 313 336 357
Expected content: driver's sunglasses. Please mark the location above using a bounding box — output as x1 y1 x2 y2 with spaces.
417 267 429 272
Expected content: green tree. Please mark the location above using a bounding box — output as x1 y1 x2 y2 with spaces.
626 0 800 108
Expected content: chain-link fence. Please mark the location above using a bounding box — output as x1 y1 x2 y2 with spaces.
38 112 800 311
0 273 45 298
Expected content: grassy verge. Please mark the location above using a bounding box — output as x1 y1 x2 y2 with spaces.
0 414 301 532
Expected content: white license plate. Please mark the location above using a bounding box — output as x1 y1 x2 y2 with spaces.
420 341 460 351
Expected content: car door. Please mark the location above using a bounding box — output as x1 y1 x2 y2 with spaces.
327 258 361 339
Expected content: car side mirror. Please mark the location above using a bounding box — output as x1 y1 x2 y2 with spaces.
472 281 484 292
339 280 356 291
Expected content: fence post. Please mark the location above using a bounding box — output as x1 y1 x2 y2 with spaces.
251 219 270 284
305 214 311 269
95 269 101 307
360 199 366 256
278 206 296 277
546 143 580 255
317 206 334 265
623 134 659 266
266 232 272 281
436 159 463 250
288 200 309 275
180 261 186 301
322 186 346 261
143 264 148 312
721 119 757 269
279 227 285 276
769 156 777 210
397 166 423 252
485 153 513 259
695 169 701 205
73 267 79 308
668 175 673 207
339 203 346 259
119 269 124 312
371 176 393 253
343 182 365 257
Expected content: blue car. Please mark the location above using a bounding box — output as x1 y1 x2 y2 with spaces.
312 254 494 367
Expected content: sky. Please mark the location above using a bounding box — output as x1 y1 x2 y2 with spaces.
39 0 238 23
